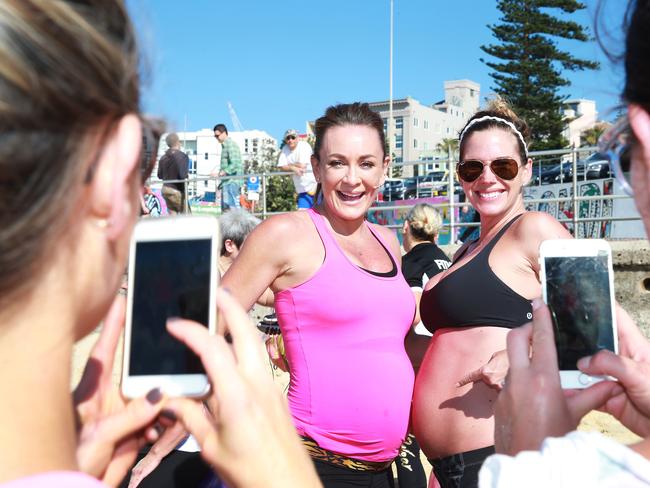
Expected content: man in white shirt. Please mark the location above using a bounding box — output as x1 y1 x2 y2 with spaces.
277 129 317 209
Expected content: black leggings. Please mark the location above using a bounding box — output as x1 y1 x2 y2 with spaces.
395 434 427 488
429 445 495 488
313 458 395 488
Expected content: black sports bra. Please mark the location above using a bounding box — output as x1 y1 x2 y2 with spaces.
420 214 532 333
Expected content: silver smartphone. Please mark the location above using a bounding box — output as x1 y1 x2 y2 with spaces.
540 239 618 389
121 216 218 398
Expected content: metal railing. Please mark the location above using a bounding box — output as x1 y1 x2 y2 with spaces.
149 146 641 239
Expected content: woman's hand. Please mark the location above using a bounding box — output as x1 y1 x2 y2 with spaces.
164 289 321 488
494 299 616 456
457 349 509 390
74 295 165 487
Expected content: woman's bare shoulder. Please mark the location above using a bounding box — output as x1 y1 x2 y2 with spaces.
516 211 572 241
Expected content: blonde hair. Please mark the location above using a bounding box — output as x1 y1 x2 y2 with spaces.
0 0 141 305
405 203 443 242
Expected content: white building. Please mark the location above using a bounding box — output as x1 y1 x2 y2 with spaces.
154 129 277 194
562 99 598 148
367 79 480 175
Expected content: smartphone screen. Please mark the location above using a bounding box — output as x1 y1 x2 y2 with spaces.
544 252 615 370
129 239 211 376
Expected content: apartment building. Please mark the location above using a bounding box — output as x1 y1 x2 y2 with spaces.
367 79 480 175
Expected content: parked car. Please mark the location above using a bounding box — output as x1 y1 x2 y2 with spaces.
538 163 586 184
581 152 612 179
381 179 406 200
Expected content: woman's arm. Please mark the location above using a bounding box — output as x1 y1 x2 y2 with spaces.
221 215 295 312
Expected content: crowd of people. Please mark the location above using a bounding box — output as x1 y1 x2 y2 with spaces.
3 1 650 488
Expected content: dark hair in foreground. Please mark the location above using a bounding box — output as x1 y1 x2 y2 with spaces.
624 0 650 111
458 97 531 164
0 0 140 305
312 102 386 159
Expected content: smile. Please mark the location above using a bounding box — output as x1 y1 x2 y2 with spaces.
337 190 365 202
477 191 504 200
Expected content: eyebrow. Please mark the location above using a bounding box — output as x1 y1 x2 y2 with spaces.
327 153 379 160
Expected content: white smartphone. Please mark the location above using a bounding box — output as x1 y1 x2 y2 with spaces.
121 216 218 399
540 239 618 389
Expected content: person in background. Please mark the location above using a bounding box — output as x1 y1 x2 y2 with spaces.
480 0 650 485
222 102 415 487
278 128 318 209
213 123 242 211
412 98 572 487
157 132 189 214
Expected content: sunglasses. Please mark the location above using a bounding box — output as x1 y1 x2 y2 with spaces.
457 157 520 183
285 135 297 141
598 116 632 196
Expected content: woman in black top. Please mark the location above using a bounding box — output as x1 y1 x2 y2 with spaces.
399 204 451 488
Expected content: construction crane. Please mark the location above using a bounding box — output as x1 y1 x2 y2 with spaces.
227 101 244 132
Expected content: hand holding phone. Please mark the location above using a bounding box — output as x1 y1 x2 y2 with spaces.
122 216 218 398
540 239 618 389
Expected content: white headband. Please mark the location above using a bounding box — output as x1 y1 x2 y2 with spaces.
459 115 528 157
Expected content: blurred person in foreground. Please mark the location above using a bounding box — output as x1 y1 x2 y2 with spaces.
0 1 319 487
480 0 650 485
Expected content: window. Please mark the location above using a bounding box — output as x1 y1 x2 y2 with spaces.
395 116 403 129
396 134 403 148
204 152 208 160
382 118 387 132
414 117 418 127
413 139 418 148
424 120 429 129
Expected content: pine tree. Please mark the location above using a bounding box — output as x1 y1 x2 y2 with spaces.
481 0 599 151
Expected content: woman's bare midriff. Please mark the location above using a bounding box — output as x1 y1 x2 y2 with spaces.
412 325 509 460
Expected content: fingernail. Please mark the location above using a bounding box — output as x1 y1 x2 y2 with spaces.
146 388 162 404
221 287 232 295
167 316 182 323
160 409 177 422
532 298 544 311
577 355 592 370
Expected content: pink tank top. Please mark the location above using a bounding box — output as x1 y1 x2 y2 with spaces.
275 208 416 462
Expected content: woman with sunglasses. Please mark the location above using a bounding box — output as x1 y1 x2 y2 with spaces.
411 98 571 487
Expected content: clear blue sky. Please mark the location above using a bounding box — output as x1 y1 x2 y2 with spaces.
127 0 627 142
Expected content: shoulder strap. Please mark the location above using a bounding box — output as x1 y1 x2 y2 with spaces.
365 221 400 268
482 213 524 253
306 208 336 250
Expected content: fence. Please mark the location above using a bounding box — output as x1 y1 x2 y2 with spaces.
148 145 641 240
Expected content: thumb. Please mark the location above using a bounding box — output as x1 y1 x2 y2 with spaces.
566 381 622 422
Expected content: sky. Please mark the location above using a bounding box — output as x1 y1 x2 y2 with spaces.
127 0 628 142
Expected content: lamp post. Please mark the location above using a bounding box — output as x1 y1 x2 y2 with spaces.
388 0 394 176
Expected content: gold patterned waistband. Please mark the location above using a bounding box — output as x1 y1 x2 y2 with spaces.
301 437 393 472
